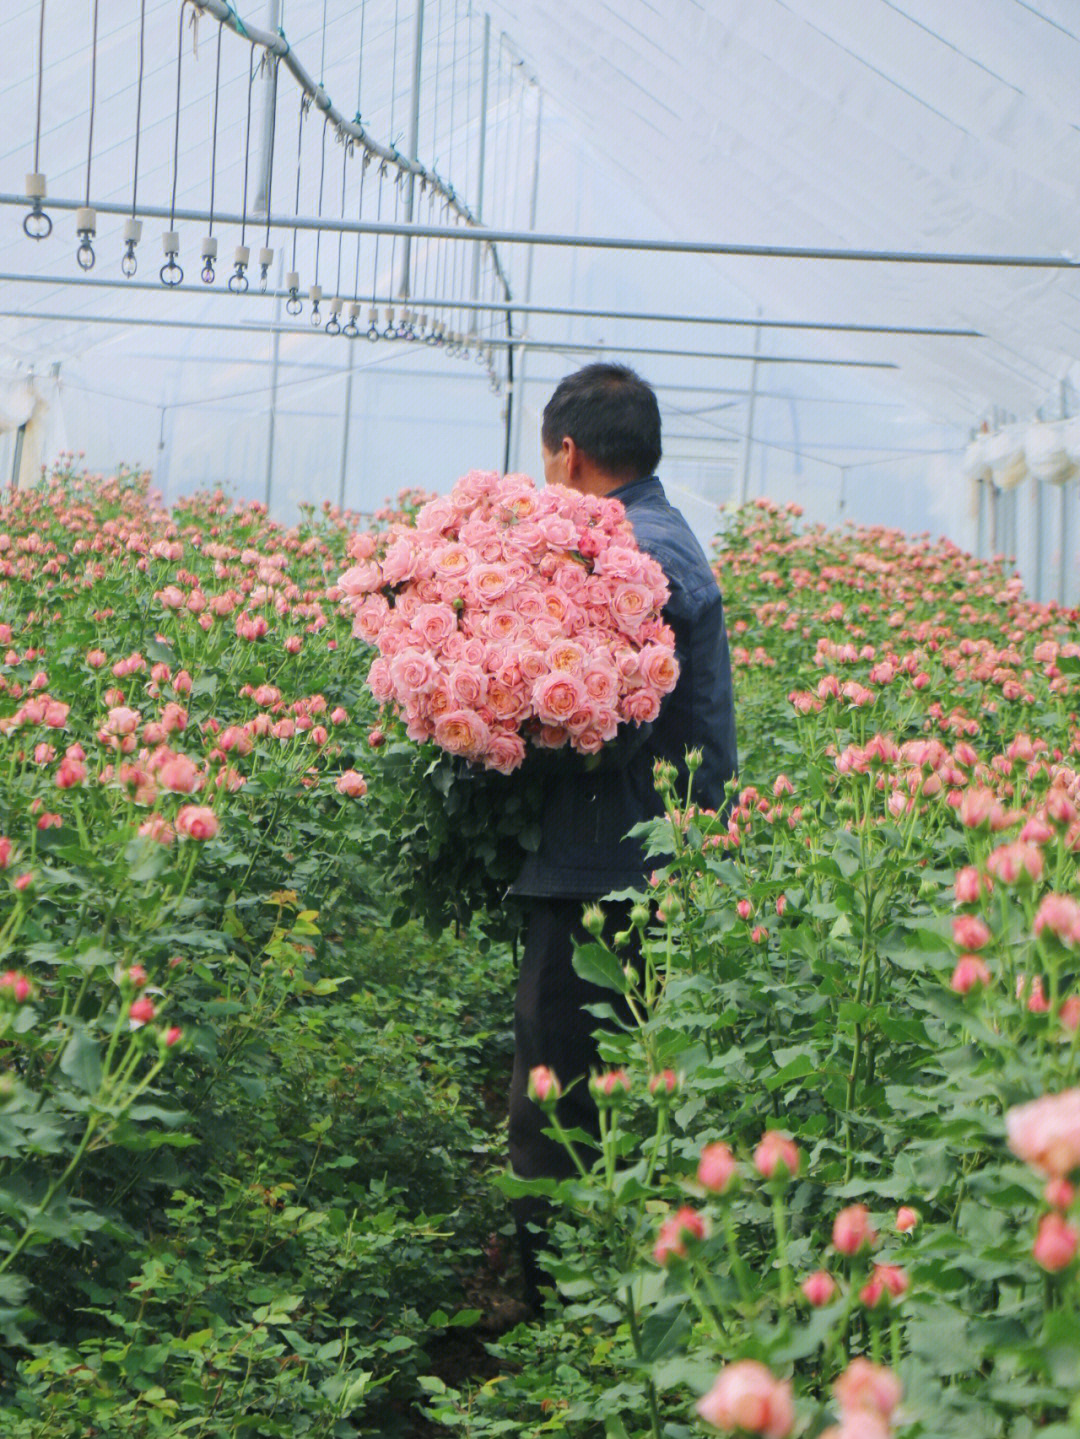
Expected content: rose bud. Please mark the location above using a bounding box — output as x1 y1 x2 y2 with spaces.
801 1270 837 1307
833 1204 877 1256
754 1130 800 1182
951 955 991 994
589 1069 630 1107
1033 1212 1078 1272
527 1065 560 1107
895 1206 919 1233
653 1206 708 1267
698 1141 738 1195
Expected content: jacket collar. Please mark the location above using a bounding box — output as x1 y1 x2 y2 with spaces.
606 474 664 507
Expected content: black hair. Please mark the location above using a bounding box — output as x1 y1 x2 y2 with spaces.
541 363 662 480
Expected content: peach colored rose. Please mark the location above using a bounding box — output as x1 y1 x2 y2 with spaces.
1006 1089 1080 1178
695 1361 794 1437
532 672 587 726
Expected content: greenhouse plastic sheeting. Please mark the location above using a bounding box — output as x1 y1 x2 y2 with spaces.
0 1 1078 593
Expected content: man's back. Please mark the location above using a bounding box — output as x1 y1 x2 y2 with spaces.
511 475 737 899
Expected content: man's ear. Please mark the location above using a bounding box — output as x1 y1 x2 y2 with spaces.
561 436 581 482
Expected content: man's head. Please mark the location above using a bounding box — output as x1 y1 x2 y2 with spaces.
540 363 662 496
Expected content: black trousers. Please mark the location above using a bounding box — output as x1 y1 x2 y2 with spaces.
507 895 639 1305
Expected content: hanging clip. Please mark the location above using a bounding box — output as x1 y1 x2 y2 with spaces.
383 305 397 340
367 305 379 341
160 230 183 285
286 269 302 315
396 306 412 341
258 246 274 292
75 206 97 270
344 300 360 338
121 217 142 277
23 173 51 239
326 295 343 335
309 283 323 326
229 245 250 292
201 234 218 284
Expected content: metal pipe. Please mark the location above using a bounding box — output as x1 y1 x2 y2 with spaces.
254 0 282 215
737 316 761 505
0 307 898 366
8 192 1080 268
469 12 491 332
10 422 27 491
398 0 425 299
265 253 283 508
1033 475 1043 603
338 334 355 510
0 269 982 336
1060 484 1069 606
511 85 543 470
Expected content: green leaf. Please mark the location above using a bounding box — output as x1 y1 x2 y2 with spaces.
571 943 629 994
60 1030 103 1094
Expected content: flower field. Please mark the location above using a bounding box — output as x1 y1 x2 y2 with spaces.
1 471 1079 1438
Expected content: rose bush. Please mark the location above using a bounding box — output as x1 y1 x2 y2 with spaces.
0 466 512 1435
6 470 1080 1438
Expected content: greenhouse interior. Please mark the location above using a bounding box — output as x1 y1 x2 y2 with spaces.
2 3 1080 1438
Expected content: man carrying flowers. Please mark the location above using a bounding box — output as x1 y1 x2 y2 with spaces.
507 363 738 1309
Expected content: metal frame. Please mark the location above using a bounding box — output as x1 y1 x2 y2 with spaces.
0 269 982 336
0 307 897 367
6 194 1080 268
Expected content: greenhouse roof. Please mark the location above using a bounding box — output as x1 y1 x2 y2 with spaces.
0 1 1078 537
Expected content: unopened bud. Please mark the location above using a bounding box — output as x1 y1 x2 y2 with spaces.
657 893 683 925
630 902 651 928
528 1065 561 1107
648 1069 681 1104
686 748 703 773
589 1069 631 1107
581 904 605 937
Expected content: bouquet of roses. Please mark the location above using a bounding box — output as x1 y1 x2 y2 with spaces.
337 470 679 774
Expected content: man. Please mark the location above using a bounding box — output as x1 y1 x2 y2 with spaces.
507 362 738 1310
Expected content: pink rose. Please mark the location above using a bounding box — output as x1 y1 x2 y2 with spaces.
338 560 382 596
433 708 490 759
1006 1089 1080 1178
1034 893 1080 946
129 997 156 1027
484 730 527 774
754 1130 800 1181
1032 1212 1077 1271
638 643 679 693
801 1270 837 1306
138 816 175 845
833 1358 902 1419
953 866 987 905
175 805 219 841
653 1206 708 1266
951 955 991 994
447 662 488 710
622 688 661 725
389 648 441 698
952 914 991 951
833 1204 877 1256
609 581 654 630
527 1065 560 1105
895 1206 919 1233
532 671 587 726
698 1142 738 1195
157 754 199 794
695 1360 795 1438
337 769 367 797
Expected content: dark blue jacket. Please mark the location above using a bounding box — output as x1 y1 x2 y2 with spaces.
511 476 738 899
